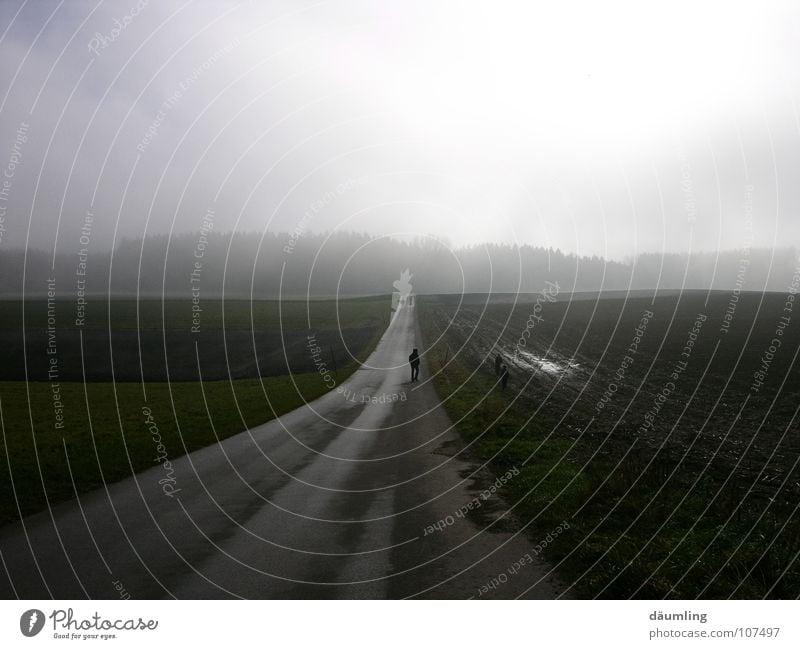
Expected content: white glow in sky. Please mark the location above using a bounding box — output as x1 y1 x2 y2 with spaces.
0 0 797 259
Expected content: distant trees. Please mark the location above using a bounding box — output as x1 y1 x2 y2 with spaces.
0 231 796 298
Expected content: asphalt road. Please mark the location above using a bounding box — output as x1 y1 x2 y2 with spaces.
0 302 564 599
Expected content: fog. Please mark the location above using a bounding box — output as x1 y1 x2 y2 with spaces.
3 233 796 298
1 0 799 262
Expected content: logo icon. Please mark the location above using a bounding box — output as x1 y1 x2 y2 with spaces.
20 609 45 637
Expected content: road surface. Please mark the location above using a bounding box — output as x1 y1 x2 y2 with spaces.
0 302 564 599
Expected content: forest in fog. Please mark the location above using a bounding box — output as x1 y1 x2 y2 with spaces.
1 231 797 298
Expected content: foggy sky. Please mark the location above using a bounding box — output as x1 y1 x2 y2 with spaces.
0 0 798 261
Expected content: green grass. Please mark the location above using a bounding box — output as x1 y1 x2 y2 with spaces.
0 374 339 524
418 293 800 598
0 297 387 526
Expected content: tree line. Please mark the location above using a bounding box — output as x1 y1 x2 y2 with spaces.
1 231 796 298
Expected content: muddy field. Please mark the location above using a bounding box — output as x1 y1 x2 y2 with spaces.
428 290 800 498
421 289 800 597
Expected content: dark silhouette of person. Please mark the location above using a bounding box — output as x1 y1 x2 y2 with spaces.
500 364 509 390
409 348 420 382
494 353 502 376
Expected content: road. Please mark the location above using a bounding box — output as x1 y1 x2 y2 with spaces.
0 302 564 599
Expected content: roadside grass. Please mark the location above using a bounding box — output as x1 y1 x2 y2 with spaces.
419 295 800 598
0 298 387 526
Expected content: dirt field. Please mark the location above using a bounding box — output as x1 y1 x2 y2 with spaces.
420 289 800 597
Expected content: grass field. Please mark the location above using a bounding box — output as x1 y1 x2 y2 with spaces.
0 297 389 381
0 296 386 331
419 290 800 598
0 297 389 526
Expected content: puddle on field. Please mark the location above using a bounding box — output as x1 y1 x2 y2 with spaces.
513 349 579 376
474 341 579 378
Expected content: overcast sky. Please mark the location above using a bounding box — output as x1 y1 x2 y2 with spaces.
0 0 798 260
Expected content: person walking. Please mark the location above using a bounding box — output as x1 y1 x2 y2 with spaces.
500 364 509 390
409 348 421 382
494 353 502 376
